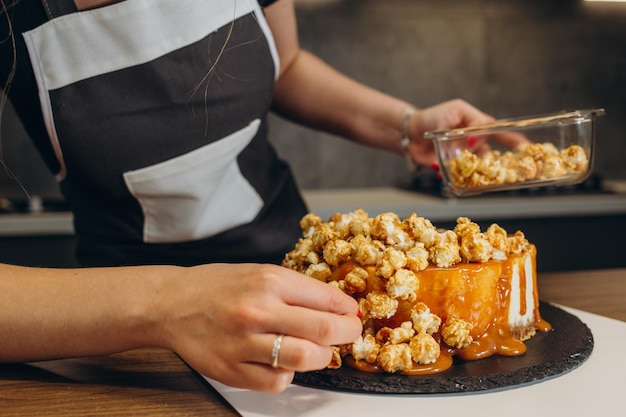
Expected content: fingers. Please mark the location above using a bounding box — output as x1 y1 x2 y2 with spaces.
493 131 531 147
460 104 495 128
203 333 335 393
455 98 495 126
444 100 530 149
424 98 493 131
169 264 361 392
270 301 362 345
277 267 359 316
251 333 334 372
214 361 296 393
264 267 362 346
244 266 361 371
414 100 534 169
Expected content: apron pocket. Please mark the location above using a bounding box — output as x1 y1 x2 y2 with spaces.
123 119 263 243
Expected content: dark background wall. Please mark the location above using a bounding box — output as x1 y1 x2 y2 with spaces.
1 0 624 198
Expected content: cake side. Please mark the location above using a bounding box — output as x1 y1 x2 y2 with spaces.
503 245 551 342
506 248 537 341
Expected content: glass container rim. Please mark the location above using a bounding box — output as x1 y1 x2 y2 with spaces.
424 108 605 141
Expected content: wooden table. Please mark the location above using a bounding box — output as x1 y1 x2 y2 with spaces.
1 268 624 416
536 268 626 322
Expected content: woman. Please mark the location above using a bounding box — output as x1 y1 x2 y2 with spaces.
0 0 494 392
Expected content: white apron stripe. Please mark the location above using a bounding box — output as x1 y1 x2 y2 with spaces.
22 0 278 180
23 0 265 90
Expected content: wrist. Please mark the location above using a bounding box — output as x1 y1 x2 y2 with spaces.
400 105 418 171
123 265 182 350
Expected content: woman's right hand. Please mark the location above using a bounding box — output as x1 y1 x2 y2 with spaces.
151 263 362 393
0 262 359 393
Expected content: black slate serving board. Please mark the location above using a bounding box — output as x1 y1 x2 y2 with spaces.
294 302 593 394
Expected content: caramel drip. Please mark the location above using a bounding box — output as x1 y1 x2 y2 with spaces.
345 350 455 375
455 325 526 360
345 357 384 374
519 261 527 316
400 351 454 376
536 318 552 332
528 246 553 332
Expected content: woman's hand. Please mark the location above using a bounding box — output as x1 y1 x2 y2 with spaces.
407 99 495 168
154 263 362 393
0 262 361 394
408 99 532 169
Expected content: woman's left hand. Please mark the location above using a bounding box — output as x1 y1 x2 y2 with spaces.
407 99 495 168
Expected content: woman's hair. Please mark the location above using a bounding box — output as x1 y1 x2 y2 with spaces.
1 0 17 123
0 0 28 195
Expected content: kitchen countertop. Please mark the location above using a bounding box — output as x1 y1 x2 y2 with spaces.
0 211 74 236
1 268 624 416
302 184 626 221
1 182 626 236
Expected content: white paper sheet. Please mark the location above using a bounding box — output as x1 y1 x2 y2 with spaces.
204 306 625 417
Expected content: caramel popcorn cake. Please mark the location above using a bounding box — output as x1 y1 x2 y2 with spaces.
282 210 551 375
448 142 589 189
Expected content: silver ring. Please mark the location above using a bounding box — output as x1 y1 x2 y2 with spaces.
270 334 285 369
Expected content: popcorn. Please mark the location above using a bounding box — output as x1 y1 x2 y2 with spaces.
364 290 398 319
410 333 441 365
344 267 369 294
561 145 588 172
376 321 415 345
541 155 568 178
405 244 430 272
402 213 438 248
441 316 474 349
348 209 373 237
387 228 413 251
351 334 380 363
455 217 492 263
300 213 322 239
371 212 402 244
452 150 480 179
377 247 407 279
305 262 332 281
508 230 530 255
515 155 539 180
485 223 509 261
311 223 337 252
387 268 419 301
328 345 343 369
447 142 589 189
281 209 534 374
352 236 381 266
429 230 461 267
410 302 442 335
322 239 351 267
328 279 347 293
377 343 413 373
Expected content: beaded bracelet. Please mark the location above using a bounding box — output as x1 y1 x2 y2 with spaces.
401 105 418 172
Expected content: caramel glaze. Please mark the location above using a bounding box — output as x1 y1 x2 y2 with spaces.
346 349 455 375
338 245 551 375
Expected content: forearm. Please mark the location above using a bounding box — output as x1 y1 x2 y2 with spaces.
0 263 172 362
271 50 411 156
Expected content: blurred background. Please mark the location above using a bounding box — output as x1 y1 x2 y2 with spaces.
1 0 625 197
0 0 624 271
272 0 625 190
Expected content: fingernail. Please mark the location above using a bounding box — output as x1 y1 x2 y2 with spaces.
356 309 362 319
431 162 439 171
468 136 478 148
